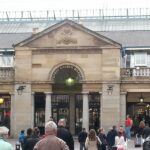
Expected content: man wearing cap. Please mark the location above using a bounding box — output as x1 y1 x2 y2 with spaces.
0 126 13 150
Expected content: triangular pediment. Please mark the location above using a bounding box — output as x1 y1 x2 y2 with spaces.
15 19 121 48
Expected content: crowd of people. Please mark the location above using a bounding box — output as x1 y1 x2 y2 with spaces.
0 114 150 150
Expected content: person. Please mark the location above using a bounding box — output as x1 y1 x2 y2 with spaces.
115 131 126 150
18 129 25 149
24 127 40 150
85 129 101 150
118 126 126 142
125 115 133 140
106 125 118 150
33 121 69 150
24 128 33 148
78 128 88 150
98 128 107 150
0 126 13 150
142 123 150 139
57 118 74 150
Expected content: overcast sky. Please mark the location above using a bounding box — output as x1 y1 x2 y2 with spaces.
0 0 150 11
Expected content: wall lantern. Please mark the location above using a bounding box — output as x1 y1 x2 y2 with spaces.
107 85 113 95
17 86 26 95
0 98 4 104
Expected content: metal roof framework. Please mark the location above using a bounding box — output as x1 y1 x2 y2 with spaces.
0 8 150 21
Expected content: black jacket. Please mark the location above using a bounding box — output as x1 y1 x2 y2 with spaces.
78 131 87 143
106 129 118 146
57 126 74 150
23 135 40 150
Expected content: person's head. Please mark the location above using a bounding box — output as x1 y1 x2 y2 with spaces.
58 118 66 127
118 126 124 133
98 127 104 133
49 116 53 121
33 127 40 136
139 121 145 128
126 114 130 118
0 126 9 138
45 121 57 135
88 129 96 140
21 130 24 134
112 125 116 130
118 131 123 137
27 128 33 136
82 128 85 131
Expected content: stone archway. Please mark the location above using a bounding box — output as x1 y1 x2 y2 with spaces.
48 62 85 83
48 62 85 134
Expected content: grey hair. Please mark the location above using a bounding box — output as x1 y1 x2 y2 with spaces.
45 121 57 133
58 118 66 127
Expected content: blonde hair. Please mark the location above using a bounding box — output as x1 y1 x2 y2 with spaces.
88 129 97 141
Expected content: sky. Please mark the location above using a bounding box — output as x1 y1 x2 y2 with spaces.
0 0 150 11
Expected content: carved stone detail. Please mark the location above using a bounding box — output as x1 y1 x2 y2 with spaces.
57 26 77 45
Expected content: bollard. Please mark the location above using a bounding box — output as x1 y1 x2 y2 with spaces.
15 141 20 150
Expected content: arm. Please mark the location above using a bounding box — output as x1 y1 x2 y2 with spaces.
85 137 89 149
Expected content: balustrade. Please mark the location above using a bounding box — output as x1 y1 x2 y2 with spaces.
0 67 14 80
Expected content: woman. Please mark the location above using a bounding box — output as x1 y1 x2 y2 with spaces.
115 131 126 150
85 129 101 150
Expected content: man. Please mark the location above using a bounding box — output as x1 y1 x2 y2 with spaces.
106 125 118 150
24 127 40 150
142 123 150 139
78 128 87 150
0 126 13 150
33 121 69 150
57 118 74 150
125 114 133 140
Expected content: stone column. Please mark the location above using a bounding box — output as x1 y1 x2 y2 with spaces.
45 92 52 123
120 92 127 127
70 94 75 134
31 92 35 128
82 92 89 132
10 93 15 137
101 83 120 131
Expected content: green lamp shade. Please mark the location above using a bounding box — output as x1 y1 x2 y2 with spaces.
65 77 75 86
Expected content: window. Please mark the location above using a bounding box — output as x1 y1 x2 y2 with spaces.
134 52 147 66
0 56 14 67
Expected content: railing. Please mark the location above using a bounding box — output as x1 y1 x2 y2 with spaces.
121 68 150 80
0 67 14 80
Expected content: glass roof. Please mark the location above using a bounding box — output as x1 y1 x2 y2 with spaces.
0 9 150 33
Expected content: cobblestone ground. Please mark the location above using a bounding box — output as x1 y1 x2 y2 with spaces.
8 138 142 150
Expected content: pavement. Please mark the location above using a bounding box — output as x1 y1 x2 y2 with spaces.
7 138 143 150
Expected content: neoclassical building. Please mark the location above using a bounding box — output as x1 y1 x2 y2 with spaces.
0 9 150 137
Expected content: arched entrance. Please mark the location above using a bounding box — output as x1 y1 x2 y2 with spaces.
51 64 83 134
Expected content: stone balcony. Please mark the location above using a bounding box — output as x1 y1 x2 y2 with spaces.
0 67 14 81
121 68 150 81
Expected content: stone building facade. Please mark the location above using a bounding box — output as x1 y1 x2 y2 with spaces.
0 10 150 137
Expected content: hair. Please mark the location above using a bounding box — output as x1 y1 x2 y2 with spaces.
58 118 66 127
118 131 123 137
45 121 57 135
139 121 145 128
33 127 40 136
98 128 104 133
88 129 97 141
27 128 33 136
